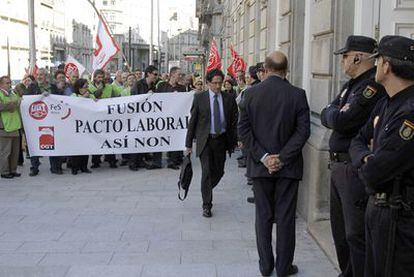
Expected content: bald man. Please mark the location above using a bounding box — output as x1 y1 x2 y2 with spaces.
238 51 310 277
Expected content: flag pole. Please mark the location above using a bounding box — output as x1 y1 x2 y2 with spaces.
86 0 132 72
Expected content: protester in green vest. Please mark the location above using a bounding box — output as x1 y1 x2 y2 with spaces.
111 70 124 97
118 73 137 166
88 69 113 99
89 69 117 168
0 76 22 179
120 73 136 97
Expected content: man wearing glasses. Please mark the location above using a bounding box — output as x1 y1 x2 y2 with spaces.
185 69 238 217
320 35 386 277
129 65 159 171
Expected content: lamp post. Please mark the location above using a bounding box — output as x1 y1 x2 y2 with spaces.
28 0 36 73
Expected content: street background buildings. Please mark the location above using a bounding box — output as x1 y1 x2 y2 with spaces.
196 0 414 261
0 0 200 79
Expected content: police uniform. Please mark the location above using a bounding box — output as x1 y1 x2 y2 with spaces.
321 36 385 277
350 35 414 277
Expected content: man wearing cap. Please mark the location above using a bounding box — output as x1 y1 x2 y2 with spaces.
350 35 414 277
320 35 386 277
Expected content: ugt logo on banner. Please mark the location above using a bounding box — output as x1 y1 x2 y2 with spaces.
39 126 55 150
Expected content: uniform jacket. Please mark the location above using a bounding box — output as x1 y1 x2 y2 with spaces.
321 67 386 153
185 90 238 157
350 85 414 193
238 75 310 180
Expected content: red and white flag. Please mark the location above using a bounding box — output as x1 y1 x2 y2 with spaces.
64 55 86 78
207 39 222 72
25 64 38 78
227 46 247 78
92 15 120 71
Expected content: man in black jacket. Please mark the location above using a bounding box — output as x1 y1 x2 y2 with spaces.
129 65 158 170
238 51 310 277
157 67 186 170
185 69 238 218
320 35 385 277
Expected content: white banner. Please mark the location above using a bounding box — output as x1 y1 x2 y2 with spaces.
20 93 194 156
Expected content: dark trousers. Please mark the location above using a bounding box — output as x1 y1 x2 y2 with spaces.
167 151 183 165
49 156 63 172
128 153 145 168
199 136 226 209
253 177 298 276
71 155 89 171
30 156 40 171
92 155 116 165
365 196 414 277
330 162 366 277
151 152 163 167
18 132 23 165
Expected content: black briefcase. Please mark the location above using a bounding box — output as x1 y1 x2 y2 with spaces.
178 154 193 201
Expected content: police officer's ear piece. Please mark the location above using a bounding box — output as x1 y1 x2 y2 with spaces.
353 56 361 64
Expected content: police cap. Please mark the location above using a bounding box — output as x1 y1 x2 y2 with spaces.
334 35 378 55
370 35 414 62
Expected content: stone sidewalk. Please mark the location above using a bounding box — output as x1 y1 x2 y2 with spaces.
0 152 338 277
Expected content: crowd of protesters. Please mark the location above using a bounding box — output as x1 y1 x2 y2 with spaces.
0 62 264 179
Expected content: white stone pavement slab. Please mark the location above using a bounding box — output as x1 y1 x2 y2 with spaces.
0 151 338 276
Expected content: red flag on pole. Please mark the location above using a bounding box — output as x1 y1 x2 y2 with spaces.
92 15 120 71
206 39 222 72
227 46 247 78
25 64 38 79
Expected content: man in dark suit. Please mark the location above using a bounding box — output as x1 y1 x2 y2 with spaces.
185 69 238 218
238 51 310 277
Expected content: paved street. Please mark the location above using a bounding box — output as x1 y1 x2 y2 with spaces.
0 152 338 277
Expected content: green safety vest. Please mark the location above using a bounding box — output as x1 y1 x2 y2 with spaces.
88 82 113 99
111 82 124 97
120 87 131 97
0 90 22 132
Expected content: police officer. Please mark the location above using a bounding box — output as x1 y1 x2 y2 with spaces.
321 35 385 277
350 35 414 277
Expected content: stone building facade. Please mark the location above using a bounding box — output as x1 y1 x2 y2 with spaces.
197 0 414 258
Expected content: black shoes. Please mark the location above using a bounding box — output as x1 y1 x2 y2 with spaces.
167 164 180 170
129 166 139 171
11 172 21 177
146 164 162 170
109 162 118 168
282 265 299 276
51 169 63 175
202 208 212 218
120 160 128 166
81 169 92 174
29 169 39 176
91 163 100 169
247 197 255 204
1 174 14 179
71 169 78 175
259 264 298 276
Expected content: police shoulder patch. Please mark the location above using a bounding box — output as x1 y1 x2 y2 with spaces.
362 85 377 99
399 120 414 141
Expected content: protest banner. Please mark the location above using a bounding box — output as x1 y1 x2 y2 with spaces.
20 93 193 156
